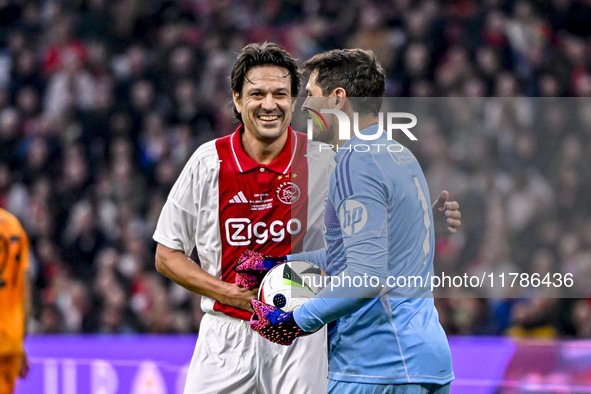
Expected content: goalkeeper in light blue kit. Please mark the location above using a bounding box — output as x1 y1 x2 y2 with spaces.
245 49 456 394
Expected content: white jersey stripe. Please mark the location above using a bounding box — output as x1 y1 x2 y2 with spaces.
172 142 217 202
230 133 244 172
302 140 336 251
283 130 297 174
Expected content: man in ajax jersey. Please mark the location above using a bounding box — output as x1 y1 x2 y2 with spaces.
153 42 333 394
154 43 461 394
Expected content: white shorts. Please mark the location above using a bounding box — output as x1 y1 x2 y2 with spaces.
183 313 329 394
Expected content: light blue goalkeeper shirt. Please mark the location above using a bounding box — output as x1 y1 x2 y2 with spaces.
293 125 454 385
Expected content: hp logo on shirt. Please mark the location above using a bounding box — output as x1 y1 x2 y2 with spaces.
339 200 368 235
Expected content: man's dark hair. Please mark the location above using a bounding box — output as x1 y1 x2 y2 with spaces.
303 49 385 115
230 42 300 123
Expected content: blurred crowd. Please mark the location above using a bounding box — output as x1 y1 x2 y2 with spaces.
0 0 590 338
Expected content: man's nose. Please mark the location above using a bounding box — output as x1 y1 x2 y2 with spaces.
261 93 277 111
301 97 309 112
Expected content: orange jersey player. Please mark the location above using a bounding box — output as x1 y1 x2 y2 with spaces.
0 208 30 394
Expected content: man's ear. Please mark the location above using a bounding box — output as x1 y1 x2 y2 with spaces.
334 87 347 110
232 91 242 114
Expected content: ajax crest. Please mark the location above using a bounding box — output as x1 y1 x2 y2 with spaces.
276 181 301 204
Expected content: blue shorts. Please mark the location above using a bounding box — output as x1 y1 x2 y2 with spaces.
327 381 451 394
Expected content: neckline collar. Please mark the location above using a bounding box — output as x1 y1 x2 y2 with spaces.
229 125 297 174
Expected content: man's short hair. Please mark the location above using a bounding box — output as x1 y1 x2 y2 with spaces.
230 42 300 123
303 49 385 115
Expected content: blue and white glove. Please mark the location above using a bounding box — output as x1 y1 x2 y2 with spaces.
249 300 308 345
234 250 287 290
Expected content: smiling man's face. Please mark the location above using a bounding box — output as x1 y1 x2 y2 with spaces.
233 65 293 143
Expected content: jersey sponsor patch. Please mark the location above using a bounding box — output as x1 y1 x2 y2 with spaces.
225 218 302 246
339 199 368 235
251 192 273 211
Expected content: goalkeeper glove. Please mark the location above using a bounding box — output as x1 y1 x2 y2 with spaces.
250 299 308 345
234 250 287 290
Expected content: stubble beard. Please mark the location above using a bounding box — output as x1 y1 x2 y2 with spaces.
314 121 339 146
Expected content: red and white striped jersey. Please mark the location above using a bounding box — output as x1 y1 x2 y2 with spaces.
153 126 335 320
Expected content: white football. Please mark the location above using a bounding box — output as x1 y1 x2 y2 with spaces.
258 260 325 312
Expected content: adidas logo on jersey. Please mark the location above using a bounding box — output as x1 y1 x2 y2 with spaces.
229 191 248 204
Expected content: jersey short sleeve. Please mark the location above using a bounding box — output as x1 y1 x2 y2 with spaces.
154 141 218 256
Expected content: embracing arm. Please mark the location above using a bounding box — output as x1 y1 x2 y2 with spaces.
155 244 256 312
432 190 461 234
